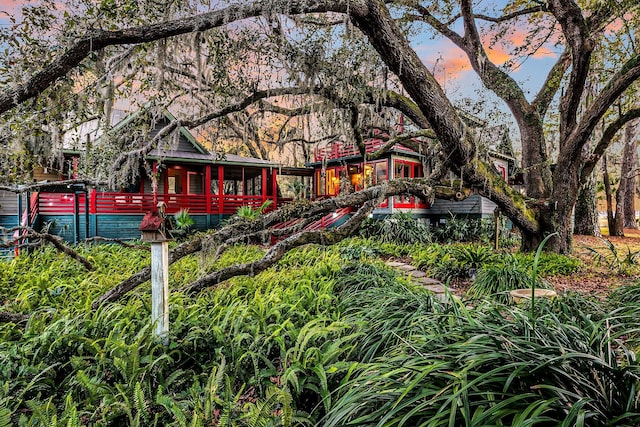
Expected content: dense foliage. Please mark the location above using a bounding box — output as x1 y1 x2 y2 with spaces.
0 240 638 426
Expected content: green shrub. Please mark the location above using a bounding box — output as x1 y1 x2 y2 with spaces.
584 238 640 275
359 212 431 245
412 243 497 281
333 262 398 293
431 213 519 246
3 241 640 426
514 252 583 276
327 294 640 426
432 214 491 243
410 244 445 271
467 254 550 302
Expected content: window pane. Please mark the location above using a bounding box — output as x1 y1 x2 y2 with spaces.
376 162 388 183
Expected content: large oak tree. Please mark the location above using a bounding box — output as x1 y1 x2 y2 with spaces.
1 0 640 253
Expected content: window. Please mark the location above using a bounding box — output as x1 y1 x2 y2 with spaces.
187 172 203 194
375 161 388 183
393 159 423 207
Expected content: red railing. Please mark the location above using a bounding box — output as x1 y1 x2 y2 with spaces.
36 191 276 216
28 192 39 225
219 195 267 215
38 193 87 215
157 194 208 214
95 192 156 214
304 207 353 231
313 138 415 162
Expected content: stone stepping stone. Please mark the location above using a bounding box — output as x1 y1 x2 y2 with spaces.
385 261 405 267
396 264 418 271
417 277 441 285
422 284 446 294
407 270 427 278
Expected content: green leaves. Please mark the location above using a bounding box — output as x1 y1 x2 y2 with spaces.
3 240 640 425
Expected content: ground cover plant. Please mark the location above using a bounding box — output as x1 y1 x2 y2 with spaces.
0 239 639 426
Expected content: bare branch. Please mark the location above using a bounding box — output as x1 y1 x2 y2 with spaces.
0 179 105 193
402 2 465 48
181 198 381 294
472 6 546 23
365 129 436 161
532 49 571 117
581 108 640 183
565 53 640 161
546 0 593 139
1 227 94 270
92 235 203 308
0 312 29 324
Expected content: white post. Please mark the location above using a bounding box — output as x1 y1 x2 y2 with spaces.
150 240 169 343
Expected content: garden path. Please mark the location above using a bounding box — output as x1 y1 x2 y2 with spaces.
385 260 450 300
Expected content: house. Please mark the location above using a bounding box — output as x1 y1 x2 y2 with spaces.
1 109 517 247
307 132 430 215
306 125 517 224
0 110 285 244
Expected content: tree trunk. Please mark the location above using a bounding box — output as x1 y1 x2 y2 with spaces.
622 119 638 228
574 171 602 236
603 154 623 236
615 179 625 235
517 113 552 198
520 151 585 254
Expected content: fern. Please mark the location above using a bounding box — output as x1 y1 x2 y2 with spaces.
133 382 148 422
155 386 188 427
0 408 11 427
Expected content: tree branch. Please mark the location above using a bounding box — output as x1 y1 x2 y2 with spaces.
531 49 571 117
180 198 382 294
546 0 593 140
0 0 355 115
0 312 29 324
472 6 546 23
1 227 94 270
0 179 105 193
581 108 640 183
564 53 640 161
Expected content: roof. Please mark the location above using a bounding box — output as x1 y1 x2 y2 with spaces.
113 107 279 168
147 148 279 167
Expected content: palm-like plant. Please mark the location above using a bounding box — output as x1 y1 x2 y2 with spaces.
235 200 273 220
584 238 640 275
174 208 195 230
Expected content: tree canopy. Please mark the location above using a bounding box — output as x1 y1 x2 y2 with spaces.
1 0 640 253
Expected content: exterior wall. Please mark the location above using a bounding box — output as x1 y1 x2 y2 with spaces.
149 128 200 154
0 191 20 215
421 195 492 218
38 213 228 243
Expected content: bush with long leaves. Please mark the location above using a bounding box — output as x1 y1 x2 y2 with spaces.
2 239 640 426
326 292 640 426
359 212 432 245
467 253 552 303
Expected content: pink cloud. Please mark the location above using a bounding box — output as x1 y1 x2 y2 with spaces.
0 0 29 16
482 26 559 68
604 13 634 36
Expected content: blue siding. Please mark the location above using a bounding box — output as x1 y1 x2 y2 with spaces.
0 215 19 257
39 215 76 242
94 214 145 240
0 215 18 228
30 213 231 243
